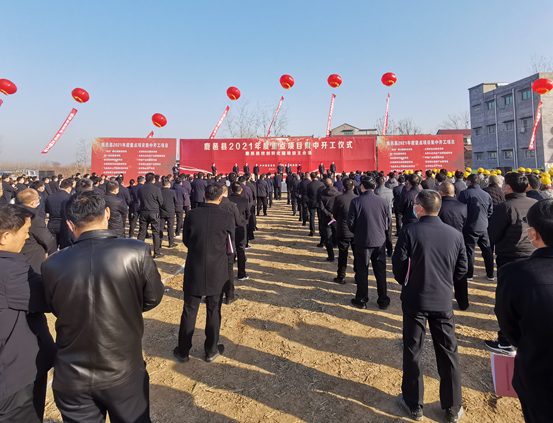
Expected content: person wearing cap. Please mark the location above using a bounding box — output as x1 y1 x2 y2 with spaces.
495 200 553 423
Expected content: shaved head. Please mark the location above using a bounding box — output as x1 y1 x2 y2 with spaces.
438 182 455 197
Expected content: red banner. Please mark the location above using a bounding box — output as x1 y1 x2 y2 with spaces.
267 96 284 137
382 94 390 135
91 138 177 177
179 136 377 175
529 100 542 150
41 108 78 154
377 135 465 173
326 94 336 137
147 131 154 138
210 106 229 139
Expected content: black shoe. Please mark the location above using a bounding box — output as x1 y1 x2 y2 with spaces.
153 253 163 258
484 339 516 356
168 243 178 248
172 347 189 363
302 222 306 226
316 243 324 248
458 303 469 311
326 257 335 262
379 303 390 310
350 298 367 309
206 344 224 362
333 277 346 285
445 406 464 423
225 294 238 305
397 394 423 421
308 232 314 236
264 213 268 216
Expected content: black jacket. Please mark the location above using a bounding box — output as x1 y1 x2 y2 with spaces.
183 204 235 296
392 216 468 312
457 184 493 233
253 166 259 175
483 183 505 205
212 165 217 174
20 206 57 274
273 174 283 188
488 192 537 258
117 184 132 207
330 163 336 173
219 197 243 227
160 187 177 217
2 181 15 202
285 165 292 175
191 178 208 203
397 185 422 226
347 190 391 248
277 165 284 174
172 184 188 208
290 178 300 198
319 164 325 174
495 247 553 409
392 184 405 209
41 231 164 393
453 179 467 197
233 166 240 174
256 179 269 197
307 180 325 208
229 193 250 246
45 190 70 233
299 178 311 203
527 189 547 201
49 180 60 192
105 193 127 237
438 196 467 233
138 182 163 213
332 190 357 239
129 184 143 208
318 186 341 224
243 165 250 174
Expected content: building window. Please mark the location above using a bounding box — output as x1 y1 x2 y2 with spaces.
487 125 496 134
487 101 495 110
475 152 483 161
342 130 353 135
473 127 482 136
522 90 532 100
524 149 535 158
504 95 513 105
520 117 531 129
489 151 497 159
472 104 481 112
503 121 514 131
503 150 513 160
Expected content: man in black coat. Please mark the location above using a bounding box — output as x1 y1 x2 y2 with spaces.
307 173 324 237
129 176 144 238
392 190 467 422
0 205 54 422
172 178 188 238
58 178 94 249
159 179 178 248
347 176 391 309
330 161 336 175
438 182 469 309
45 178 72 247
457 174 494 281
331 179 357 284
277 162 284 175
116 176 132 231
273 173 283 200
253 163 260 181
212 163 217 175
289 174 300 216
104 182 127 238
219 185 242 303
229 183 251 283
318 162 325 175
49 175 60 193
243 163 250 175
1 175 15 202
453 171 467 197
285 173 294 205
191 173 208 209
299 172 312 225
526 174 547 201
392 175 406 235
397 174 422 228
375 176 394 256
42 191 164 422
285 163 292 176
495 200 553 423
233 163 240 174
137 173 164 258
318 179 341 261
174 184 235 363
256 174 269 216
244 175 257 244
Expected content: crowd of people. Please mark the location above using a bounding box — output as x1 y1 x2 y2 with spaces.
1 163 552 423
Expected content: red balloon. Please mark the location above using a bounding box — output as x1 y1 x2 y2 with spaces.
152 113 167 128
532 78 553 95
0 79 17 95
382 72 397 87
227 87 241 100
327 74 342 88
72 88 90 103
280 74 295 89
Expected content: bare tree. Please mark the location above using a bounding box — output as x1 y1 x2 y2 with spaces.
528 54 553 73
439 110 470 130
224 100 290 138
374 117 397 135
396 118 423 135
258 102 290 137
75 138 91 167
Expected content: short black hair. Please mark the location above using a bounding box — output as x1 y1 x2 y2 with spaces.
505 173 528 193
137 176 145 183
435 173 446 183
145 173 155 182
376 176 385 186
0 204 34 234
107 181 119 193
527 199 553 247
425 170 433 178
205 184 223 201
231 182 242 194
455 171 464 179
409 174 421 187
60 179 73 190
66 191 106 228
310 172 318 180
76 178 93 192
467 174 480 185
360 176 376 190
30 181 44 190
527 174 541 190
416 189 442 214
174 177 182 184
343 179 354 191
397 175 406 183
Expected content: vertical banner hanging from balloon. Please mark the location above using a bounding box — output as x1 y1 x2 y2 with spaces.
382 94 390 135
326 94 336 137
267 96 284 137
147 131 154 138
528 100 543 150
209 106 230 139
41 109 78 154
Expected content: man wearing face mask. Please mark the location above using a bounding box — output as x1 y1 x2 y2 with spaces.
495 200 553 423
485 172 537 356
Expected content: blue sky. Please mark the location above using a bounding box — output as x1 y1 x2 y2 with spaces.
1 0 552 164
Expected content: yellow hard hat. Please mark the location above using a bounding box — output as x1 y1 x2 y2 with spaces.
431 173 435 178
447 172 453 177
496 169 502 175
433 168 438 173
542 172 550 178
542 177 552 186
533 169 540 174
466 167 472 172
490 170 497 175
518 167 526 172
526 168 532 173
549 169 553 176
464 171 470 178
483 170 490 175
477 168 484 173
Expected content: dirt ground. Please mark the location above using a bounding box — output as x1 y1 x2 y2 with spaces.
44 199 524 423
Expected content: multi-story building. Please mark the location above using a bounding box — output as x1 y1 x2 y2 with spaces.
468 72 553 171
330 123 377 136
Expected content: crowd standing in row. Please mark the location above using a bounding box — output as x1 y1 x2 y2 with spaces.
0 163 552 423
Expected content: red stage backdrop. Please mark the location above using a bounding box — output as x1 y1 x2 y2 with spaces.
179 136 377 174
91 138 177 177
377 135 465 173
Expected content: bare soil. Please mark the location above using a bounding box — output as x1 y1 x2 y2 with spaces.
44 200 524 422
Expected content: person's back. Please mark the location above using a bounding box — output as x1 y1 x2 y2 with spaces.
348 189 390 248
160 186 177 216
483 178 506 206
307 178 324 208
457 176 493 233
191 176 208 204
375 180 393 207
437 183 467 233
139 181 162 212
453 176 467 197
104 187 127 238
397 175 422 226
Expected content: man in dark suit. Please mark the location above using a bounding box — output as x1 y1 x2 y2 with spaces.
318 179 341 261
191 173 208 209
104 181 128 239
116 176 132 232
267 173 274 207
332 179 357 284
219 185 242 303
277 162 284 175
273 173 283 201
421 170 436 190
233 163 240 174
256 174 269 216
392 175 406 235
49 175 60 193
393 189 467 423
307 173 324 237
212 163 217 175
526 174 547 201
160 179 177 248
173 184 235 363
457 174 494 281
397 174 422 228
299 172 311 225
128 176 144 238
290 174 300 216
45 178 72 247
330 162 336 175
172 177 188 238
375 176 394 256
1 175 15 202
243 163 250 175
229 183 250 283
495 200 553 423
453 171 467 197
253 163 260 181
318 162 325 175
137 173 164 258
285 173 294 205
285 163 292 175
347 177 391 309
